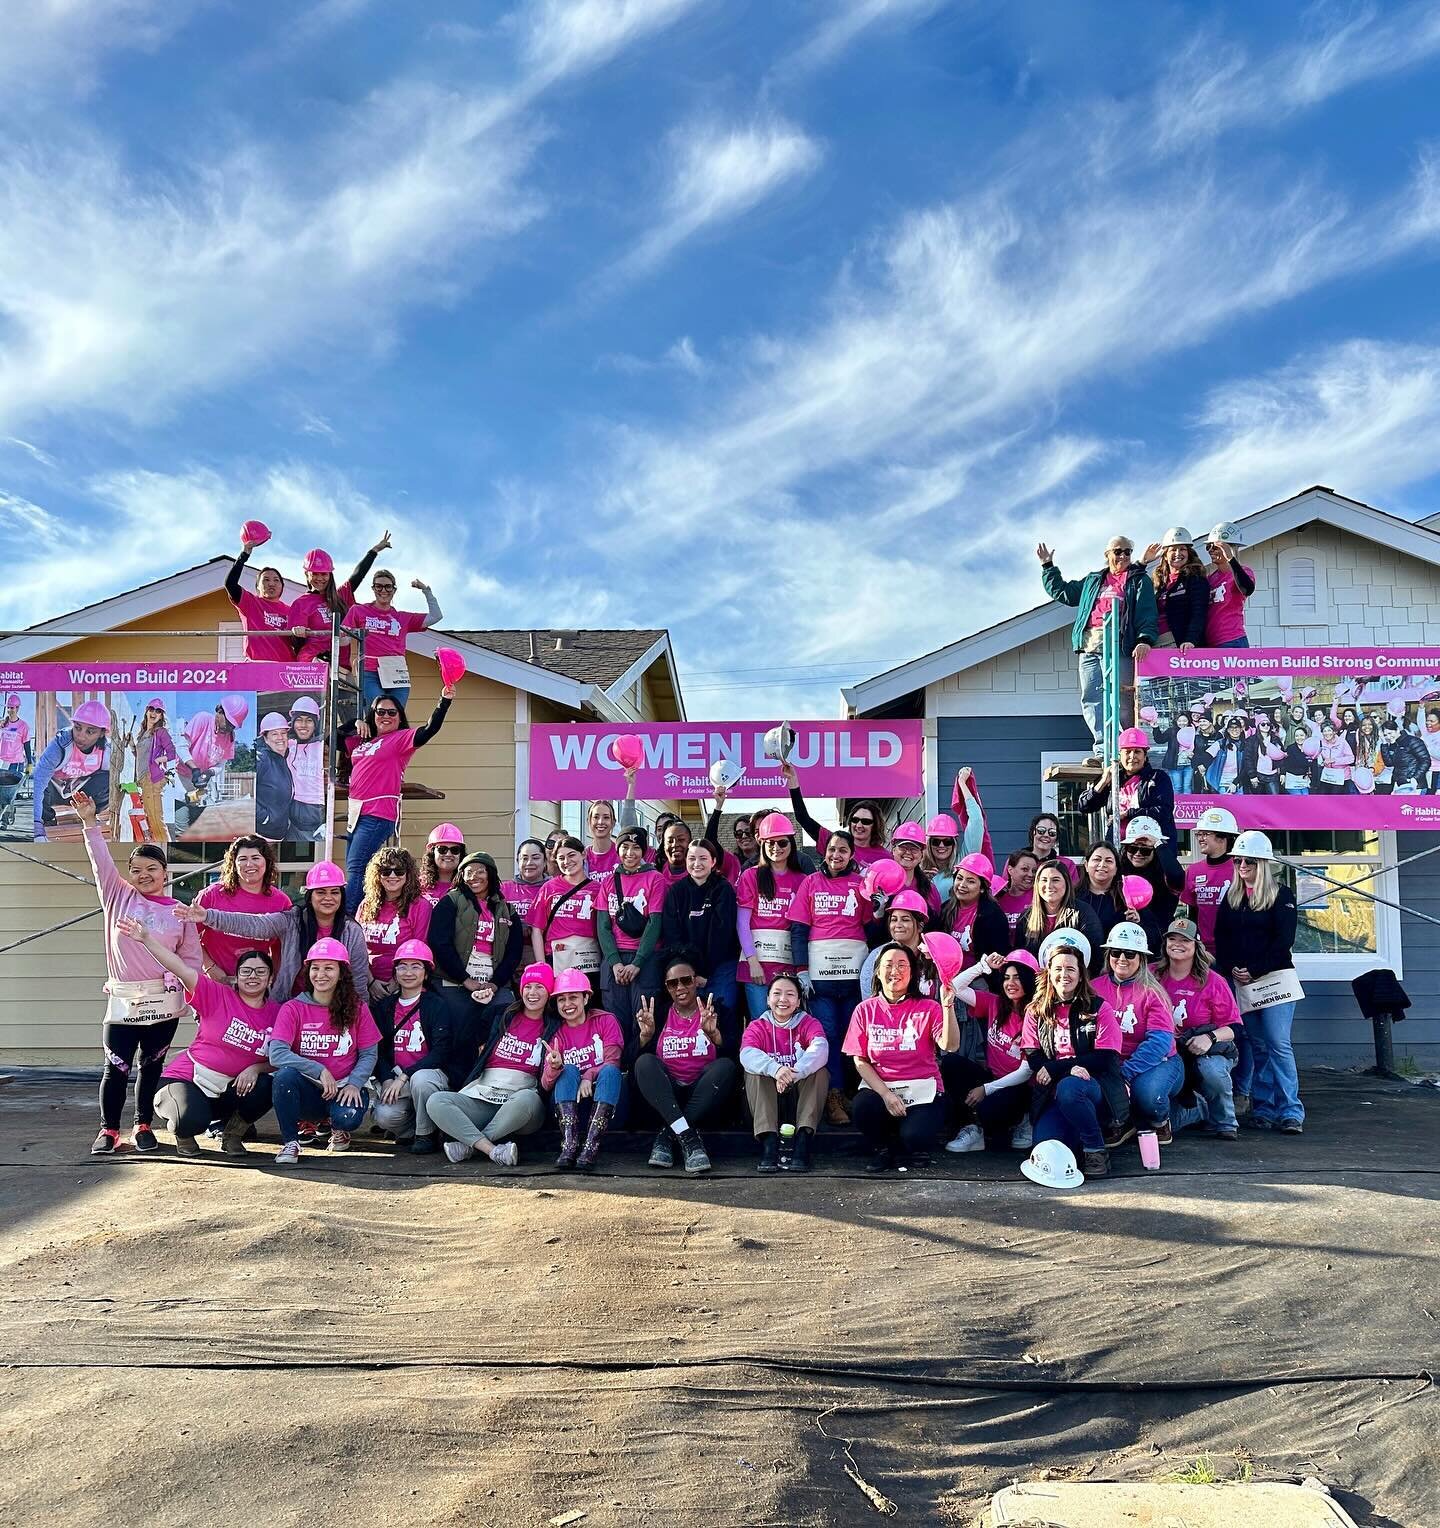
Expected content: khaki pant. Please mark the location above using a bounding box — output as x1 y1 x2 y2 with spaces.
744 1069 826 1136
371 1066 450 1137
140 777 167 844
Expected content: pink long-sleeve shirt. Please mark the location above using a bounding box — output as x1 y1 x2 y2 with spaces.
84 826 203 988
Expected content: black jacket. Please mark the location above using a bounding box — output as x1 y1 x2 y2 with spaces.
255 746 293 840
1153 572 1210 647
1382 732 1431 789
372 989 456 1083
458 1004 562 1090
661 872 739 975
428 884 524 992
1021 902 1106 975
1078 763 1177 847
1214 884 1298 984
1022 1004 1127 1124
942 896 1010 966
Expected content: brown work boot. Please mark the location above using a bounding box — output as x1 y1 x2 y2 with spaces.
824 1087 851 1126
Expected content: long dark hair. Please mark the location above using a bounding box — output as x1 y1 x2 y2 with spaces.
821 828 857 877
756 833 797 902
303 959 361 1031
365 697 410 732
1078 842 1125 916
868 940 925 1000
299 889 358 952
995 960 1037 1022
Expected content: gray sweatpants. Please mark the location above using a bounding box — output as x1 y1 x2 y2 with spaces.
426 1087 547 1149
371 1067 451 1139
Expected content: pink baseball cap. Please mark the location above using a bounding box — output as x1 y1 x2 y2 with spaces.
427 822 465 847
551 969 592 996
305 937 350 964
891 821 926 846
302 548 334 575
71 701 111 728
394 939 434 965
519 963 556 995
1118 727 1151 750
925 814 959 839
886 889 929 917
304 860 346 890
144 697 166 713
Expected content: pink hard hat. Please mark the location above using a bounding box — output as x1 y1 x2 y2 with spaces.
989 873 1009 896
1003 949 1041 973
1122 874 1154 910
305 937 350 965
957 852 994 880
304 860 346 890
241 519 271 546
71 701 111 728
1118 727 1151 750
551 969 592 996
925 814 959 839
394 939 434 965
921 930 964 986
259 712 290 734
890 821 926 846
289 695 321 717
435 646 466 688
302 548 334 575
427 822 465 847
609 734 645 770
519 962 556 994
864 859 907 898
886 889 929 917
755 812 795 841
219 695 249 728
5 692 21 708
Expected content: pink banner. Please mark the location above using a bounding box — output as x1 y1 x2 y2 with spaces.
529 721 924 801
1135 646 1440 831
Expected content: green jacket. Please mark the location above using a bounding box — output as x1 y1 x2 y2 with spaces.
1041 561 1159 655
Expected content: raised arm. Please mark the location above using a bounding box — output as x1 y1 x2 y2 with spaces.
413 691 453 749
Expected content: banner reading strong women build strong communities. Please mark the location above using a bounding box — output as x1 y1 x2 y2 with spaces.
1136 646 1440 829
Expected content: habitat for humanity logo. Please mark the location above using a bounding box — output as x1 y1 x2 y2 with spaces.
1398 802 1440 818
0 672 25 688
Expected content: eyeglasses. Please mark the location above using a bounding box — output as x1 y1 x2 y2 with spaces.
373 583 396 592
894 841 921 853
1109 548 1133 559
665 974 696 989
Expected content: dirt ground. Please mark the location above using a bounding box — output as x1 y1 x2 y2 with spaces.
1 1069 1436 1527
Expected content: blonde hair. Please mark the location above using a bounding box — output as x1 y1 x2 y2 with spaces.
1226 860 1278 913
1154 933 1214 982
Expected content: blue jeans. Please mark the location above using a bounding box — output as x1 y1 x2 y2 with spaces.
552 1062 623 1109
345 812 395 914
1233 1020 1254 1097
1128 1052 1184 1127
704 959 739 1033
809 978 860 1088
1193 1051 1237 1132
1214 637 1250 649
1077 650 1104 751
1167 767 1190 796
272 1068 369 1144
1244 1000 1303 1123
744 982 770 1019
1034 1075 1105 1152
600 952 660 1050
360 669 410 712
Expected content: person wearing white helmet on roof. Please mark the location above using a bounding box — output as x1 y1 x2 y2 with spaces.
1092 922 1182 1148
1077 726 1177 848
255 711 294 840
1037 533 1159 764
1203 521 1256 648
1214 830 1303 1133
1020 931 1125 1180
290 531 392 667
1184 805 1238 951
34 699 113 838
1139 527 1209 651
285 695 326 841
736 812 808 1019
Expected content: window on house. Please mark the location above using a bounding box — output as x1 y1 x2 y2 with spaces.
1040 751 1102 857
1276 548 1329 626
218 622 246 661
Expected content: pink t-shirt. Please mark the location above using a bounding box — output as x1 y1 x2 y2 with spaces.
655 1008 718 1087
231 588 295 662
421 880 456 909
971 989 1026 1080
995 890 1030 936
790 869 869 943
163 973 277 1085
843 996 947 1088
1020 1002 1123 1059
271 997 381 1082
389 995 431 1068
344 602 428 669
184 712 235 770
948 900 985 956
815 824 889 868
195 882 291 977
361 898 433 983
293 580 360 666
489 1012 547 1077
346 727 419 823
287 737 325 807
585 843 620 877
1089 570 1128 630
736 865 806 984
1183 858 1234 949
527 875 600 949
0 718 30 766
502 878 546 924
1158 967 1242 1033
470 899 496 961
1091 976 1176 1060
603 867 667 954
741 1012 826 1068
1205 564 1254 645
550 1010 625 1075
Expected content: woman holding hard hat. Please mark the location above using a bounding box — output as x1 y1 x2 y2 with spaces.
1118 816 1182 953
285 695 326 841
1021 930 1124 1179
1140 527 1208 650
844 942 961 1171
1154 915 1243 1140
858 890 935 997
226 528 294 661
1214 830 1303 1132
267 938 381 1164
1203 522 1256 648
72 788 203 1155
1092 922 1181 1144
943 949 1040 1153
736 813 808 1019
596 824 668 1040
780 760 890 868
939 852 1009 965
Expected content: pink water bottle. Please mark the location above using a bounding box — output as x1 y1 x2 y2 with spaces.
1138 1129 1161 1170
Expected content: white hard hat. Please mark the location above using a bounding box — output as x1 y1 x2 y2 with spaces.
1158 525 1194 548
1104 921 1151 956
1206 520 1245 547
709 758 744 790
1194 806 1239 837
1020 1139 1085 1190
1233 829 1275 861
762 723 796 762
1122 815 1167 845
1037 928 1092 970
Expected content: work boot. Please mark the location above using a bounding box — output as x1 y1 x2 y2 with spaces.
574 1102 615 1173
408 1134 438 1155
1102 1120 1136 1149
1082 1148 1111 1179
647 1129 676 1169
677 1128 711 1175
221 1113 249 1158
554 1102 581 1169
173 1133 201 1158
790 1129 813 1174
824 1087 851 1126
756 1132 780 1174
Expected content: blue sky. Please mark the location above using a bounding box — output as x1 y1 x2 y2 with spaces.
3 0 1440 719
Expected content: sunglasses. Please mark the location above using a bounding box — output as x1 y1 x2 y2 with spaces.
734 825 755 837
665 974 696 988
1128 843 1155 854
1235 856 1259 867
1109 548 1133 558
1109 950 1141 961
374 707 400 717
379 866 407 878
850 816 876 827
1033 827 1059 839
433 845 461 855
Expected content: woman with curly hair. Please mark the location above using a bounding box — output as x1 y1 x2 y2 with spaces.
356 845 432 1001
419 823 466 908
195 834 291 981
267 938 381 1165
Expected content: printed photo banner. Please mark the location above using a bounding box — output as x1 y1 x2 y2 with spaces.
1135 646 1440 830
529 720 925 801
0 660 330 846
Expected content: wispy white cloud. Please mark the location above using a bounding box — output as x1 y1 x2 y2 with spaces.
784 0 949 76
519 0 705 87
0 0 208 101
1 436 59 470
608 116 823 280
598 335 708 375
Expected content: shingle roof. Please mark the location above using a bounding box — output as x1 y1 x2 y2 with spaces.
452 629 667 690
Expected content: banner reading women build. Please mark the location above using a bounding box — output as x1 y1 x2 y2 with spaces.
530 721 924 801
0 660 329 845
1135 646 1440 829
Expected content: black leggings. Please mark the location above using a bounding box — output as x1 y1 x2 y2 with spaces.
153 1076 275 1137
100 1018 180 1129
851 1088 947 1155
632 1053 737 1130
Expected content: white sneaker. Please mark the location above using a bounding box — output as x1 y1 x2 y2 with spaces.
1010 1120 1034 1151
443 1140 474 1164
274 1141 301 1167
945 1124 985 1154
489 1141 519 1167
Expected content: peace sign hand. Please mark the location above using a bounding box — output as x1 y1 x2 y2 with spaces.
636 996 656 1047
700 995 722 1045
544 1037 565 1074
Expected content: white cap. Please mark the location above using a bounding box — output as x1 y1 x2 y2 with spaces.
1194 806 1239 837
1104 921 1151 956
1020 1139 1084 1189
1122 815 1167 845
1233 829 1275 861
